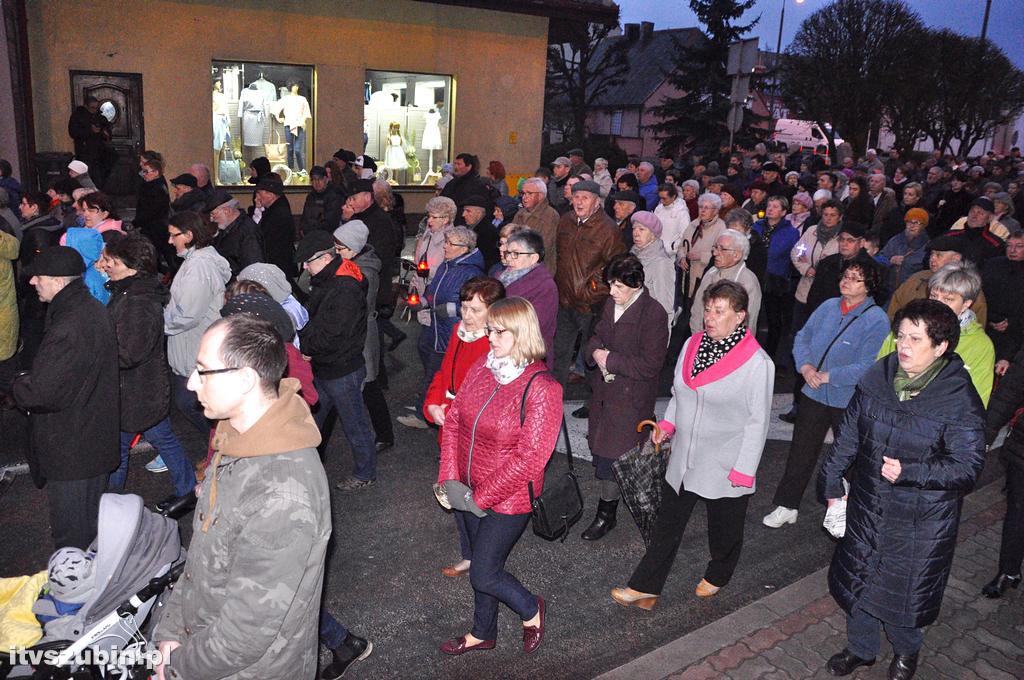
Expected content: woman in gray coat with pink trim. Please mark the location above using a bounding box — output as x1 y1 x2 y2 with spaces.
611 279 773 609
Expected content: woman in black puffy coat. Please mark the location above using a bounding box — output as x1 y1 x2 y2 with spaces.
818 298 985 680
981 343 1024 598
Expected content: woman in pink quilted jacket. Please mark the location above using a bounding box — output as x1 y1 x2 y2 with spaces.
436 296 563 657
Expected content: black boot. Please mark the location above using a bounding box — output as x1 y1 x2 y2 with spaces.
581 499 618 540
888 652 918 680
981 573 1021 598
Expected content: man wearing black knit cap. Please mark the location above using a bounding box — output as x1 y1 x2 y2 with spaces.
12 246 118 549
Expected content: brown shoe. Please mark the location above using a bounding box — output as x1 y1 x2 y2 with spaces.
522 597 545 654
439 635 495 656
441 562 470 578
695 578 721 598
610 586 658 610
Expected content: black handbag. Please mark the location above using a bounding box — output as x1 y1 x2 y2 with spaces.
522 371 584 542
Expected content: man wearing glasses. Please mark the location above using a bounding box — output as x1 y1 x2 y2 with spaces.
153 314 334 680
511 177 560 274
689 230 761 335
293 230 377 492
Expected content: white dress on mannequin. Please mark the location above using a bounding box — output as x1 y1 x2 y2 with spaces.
384 134 408 170
422 109 443 150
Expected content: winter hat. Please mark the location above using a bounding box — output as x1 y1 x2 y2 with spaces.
928 234 967 255
813 189 832 202
67 160 89 175
993 192 1015 216
971 197 995 213
552 156 571 167
792 192 813 210
169 173 197 188
904 208 930 226
630 211 663 238
748 179 769 193
611 190 642 206
294 230 336 264
309 165 327 179
238 263 291 303
571 180 601 196
761 161 781 174
350 179 375 194
254 178 285 196
721 185 745 207
333 220 369 253
249 156 271 181
838 221 867 239
205 189 235 212
47 547 96 604
221 292 295 343
26 245 87 277
495 195 520 222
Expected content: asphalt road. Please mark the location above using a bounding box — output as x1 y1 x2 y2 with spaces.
0 319 977 679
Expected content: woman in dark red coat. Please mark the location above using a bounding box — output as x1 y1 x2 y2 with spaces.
424 276 506 578
436 297 563 656
582 254 669 540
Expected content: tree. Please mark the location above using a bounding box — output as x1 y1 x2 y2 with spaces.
780 0 925 157
545 22 631 147
647 0 762 157
919 29 1024 155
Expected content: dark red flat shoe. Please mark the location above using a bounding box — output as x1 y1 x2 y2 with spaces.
439 635 496 656
523 596 545 654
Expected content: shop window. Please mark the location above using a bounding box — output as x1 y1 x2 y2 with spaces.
364 69 452 186
211 60 315 187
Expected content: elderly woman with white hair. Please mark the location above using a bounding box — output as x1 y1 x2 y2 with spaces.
593 157 613 198
689 228 761 335
677 192 727 306
877 260 995 406
629 211 675 325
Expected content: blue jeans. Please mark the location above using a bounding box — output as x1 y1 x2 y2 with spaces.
110 418 197 497
454 511 471 560
318 610 348 650
846 605 924 659
286 126 306 171
462 510 538 641
171 373 211 437
313 366 377 481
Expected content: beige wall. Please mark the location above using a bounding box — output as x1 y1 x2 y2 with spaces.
27 0 549 211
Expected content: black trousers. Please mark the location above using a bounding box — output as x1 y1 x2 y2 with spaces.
789 300 811 406
629 480 750 593
47 473 108 549
762 275 793 360
553 306 596 386
772 397 845 510
998 460 1024 576
362 379 393 444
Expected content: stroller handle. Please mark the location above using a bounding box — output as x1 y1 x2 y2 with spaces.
117 561 186 617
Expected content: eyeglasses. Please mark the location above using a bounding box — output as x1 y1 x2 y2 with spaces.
841 273 865 283
192 366 241 381
520 190 544 196
485 326 510 337
304 250 331 265
837 236 860 243
168 230 186 240
905 220 923 226
711 245 737 253
504 250 536 260
444 241 470 248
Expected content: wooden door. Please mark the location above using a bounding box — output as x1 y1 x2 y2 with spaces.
70 71 144 195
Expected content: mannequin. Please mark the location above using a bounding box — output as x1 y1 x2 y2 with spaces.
421 106 443 185
384 122 409 176
274 82 312 173
239 81 268 164
212 80 231 182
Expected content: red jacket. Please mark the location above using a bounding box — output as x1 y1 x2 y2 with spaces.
438 361 563 515
423 323 490 426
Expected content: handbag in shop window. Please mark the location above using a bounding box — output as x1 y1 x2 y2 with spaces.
218 144 242 185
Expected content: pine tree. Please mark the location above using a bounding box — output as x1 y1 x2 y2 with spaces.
648 0 761 157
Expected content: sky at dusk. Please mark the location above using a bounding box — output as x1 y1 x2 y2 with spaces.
616 0 1024 69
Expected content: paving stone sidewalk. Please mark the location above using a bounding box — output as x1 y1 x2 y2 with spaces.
596 479 1022 680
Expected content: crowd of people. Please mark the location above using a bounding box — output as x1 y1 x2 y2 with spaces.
1 138 1023 680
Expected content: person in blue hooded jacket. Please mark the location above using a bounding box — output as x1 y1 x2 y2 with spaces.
63 227 110 304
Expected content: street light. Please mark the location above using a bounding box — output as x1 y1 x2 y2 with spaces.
773 0 805 120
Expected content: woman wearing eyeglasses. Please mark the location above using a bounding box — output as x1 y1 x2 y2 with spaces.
437 297 562 656
496 229 558 366
762 254 889 529
405 226 485 429
134 150 173 271
424 276 506 578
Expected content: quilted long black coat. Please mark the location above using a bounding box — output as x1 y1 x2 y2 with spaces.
818 353 985 628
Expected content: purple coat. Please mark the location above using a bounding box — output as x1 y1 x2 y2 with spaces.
585 290 669 458
506 265 558 368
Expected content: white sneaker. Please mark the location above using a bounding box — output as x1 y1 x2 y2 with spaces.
762 506 798 528
397 414 429 429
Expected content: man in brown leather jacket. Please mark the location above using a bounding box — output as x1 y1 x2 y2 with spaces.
553 180 625 385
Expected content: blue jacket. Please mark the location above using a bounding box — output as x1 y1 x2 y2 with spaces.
793 297 890 407
421 248 485 354
753 218 799 279
638 176 659 212
63 227 109 304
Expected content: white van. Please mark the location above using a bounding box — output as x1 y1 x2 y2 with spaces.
771 119 844 155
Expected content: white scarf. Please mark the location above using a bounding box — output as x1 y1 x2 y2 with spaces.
484 350 528 385
457 324 487 343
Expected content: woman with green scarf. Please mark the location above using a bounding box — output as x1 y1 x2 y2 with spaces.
819 298 985 680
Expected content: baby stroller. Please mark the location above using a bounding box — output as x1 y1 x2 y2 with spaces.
2 493 184 679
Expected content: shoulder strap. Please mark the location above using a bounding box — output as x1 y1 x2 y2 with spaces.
519 370 574 471
815 302 877 371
